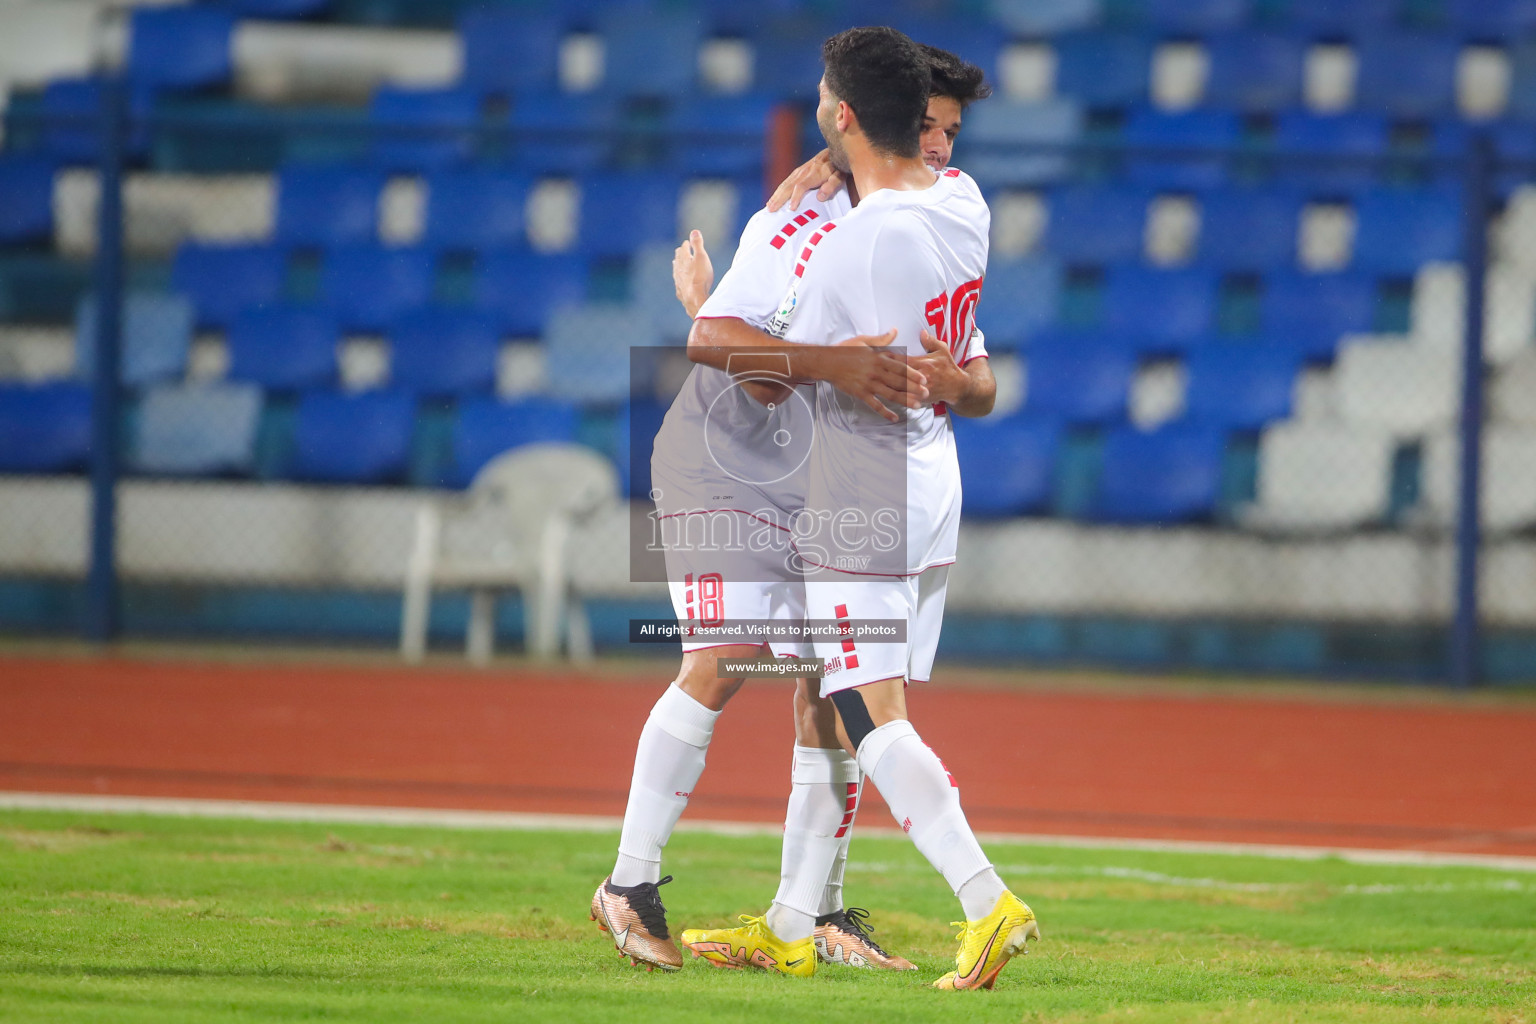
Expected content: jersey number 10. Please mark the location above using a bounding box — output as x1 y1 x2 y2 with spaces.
923 276 984 357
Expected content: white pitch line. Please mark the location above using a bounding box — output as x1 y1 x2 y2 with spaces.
3 791 1535 873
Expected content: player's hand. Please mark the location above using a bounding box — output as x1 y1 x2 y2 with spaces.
908 327 969 405
767 150 848 212
673 229 714 319
826 330 928 423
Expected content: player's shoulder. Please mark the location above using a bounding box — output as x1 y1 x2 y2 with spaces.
743 193 851 253
938 165 986 200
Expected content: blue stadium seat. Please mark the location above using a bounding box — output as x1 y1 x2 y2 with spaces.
1095 424 1226 523
1509 42 1536 122
423 170 530 251
275 165 385 248
1446 0 1536 37
451 395 581 487
1182 345 1302 430
319 245 435 333
226 307 339 392
132 382 262 476
1054 33 1153 108
1101 267 1218 351
1196 188 1303 271
1351 189 1463 276
576 172 682 260
976 256 1064 350
291 389 415 483
369 87 481 173
1204 32 1305 112
172 242 289 330
506 93 619 174
458 9 564 95
952 413 1062 517
75 292 194 387
629 243 698 342
544 304 658 404
1260 271 1378 360
619 395 668 498
1022 345 1136 424
597 7 702 98
1121 109 1242 191
987 0 1101 34
888 19 1006 94
0 383 92 473
1044 185 1150 266
1272 112 1390 193
665 94 776 177
127 7 234 90
388 308 500 397
700 0 818 35
1492 121 1536 197
0 157 54 244
1354 34 1459 119
750 18 835 102
214 0 332 17
956 99 1083 188
39 78 155 164
473 250 589 336
1136 0 1251 33
1282 0 1402 35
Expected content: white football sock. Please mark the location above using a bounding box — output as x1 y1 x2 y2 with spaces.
611 684 720 887
771 744 860 941
856 719 1002 920
821 775 858 916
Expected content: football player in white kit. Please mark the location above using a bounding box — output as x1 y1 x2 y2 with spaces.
676 27 1038 990
590 44 1000 977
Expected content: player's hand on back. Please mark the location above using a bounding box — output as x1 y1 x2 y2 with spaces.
824 330 928 423
767 150 848 212
673 230 714 318
909 328 969 405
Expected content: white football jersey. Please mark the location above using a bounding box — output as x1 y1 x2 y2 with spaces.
650 191 853 521
777 168 991 576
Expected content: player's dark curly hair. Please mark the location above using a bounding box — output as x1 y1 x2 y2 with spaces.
821 26 928 158
921 43 992 107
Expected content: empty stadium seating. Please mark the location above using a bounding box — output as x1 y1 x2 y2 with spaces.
275 164 385 248
952 413 1061 517
226 307 339 392
387 307 499 397
1095 424 1227 523
0 382 92 473
133 382 263 476
451 395 580 487
291 388 415 483
0 157 55 244
3 0 1531 556
74 293 194 387
319 245 435 332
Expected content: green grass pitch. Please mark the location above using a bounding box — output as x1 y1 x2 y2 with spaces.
2 808 1533 1023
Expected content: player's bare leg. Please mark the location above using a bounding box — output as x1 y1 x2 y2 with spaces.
773 676 916 970
592 645 758 971
829 677 1039 989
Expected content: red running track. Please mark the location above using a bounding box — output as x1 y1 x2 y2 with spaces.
2 654 1534 857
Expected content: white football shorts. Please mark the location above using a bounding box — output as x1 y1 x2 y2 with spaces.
806 564 950 695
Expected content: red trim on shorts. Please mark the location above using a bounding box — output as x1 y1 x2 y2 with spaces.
658 509 790 532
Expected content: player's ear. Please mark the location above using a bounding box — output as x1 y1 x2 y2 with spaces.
836 100 854 134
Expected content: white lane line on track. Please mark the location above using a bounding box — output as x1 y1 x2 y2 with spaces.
4 790 1535 873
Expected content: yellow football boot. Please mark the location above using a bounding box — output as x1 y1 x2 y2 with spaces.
933 891 1040 990
680 914 817 977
